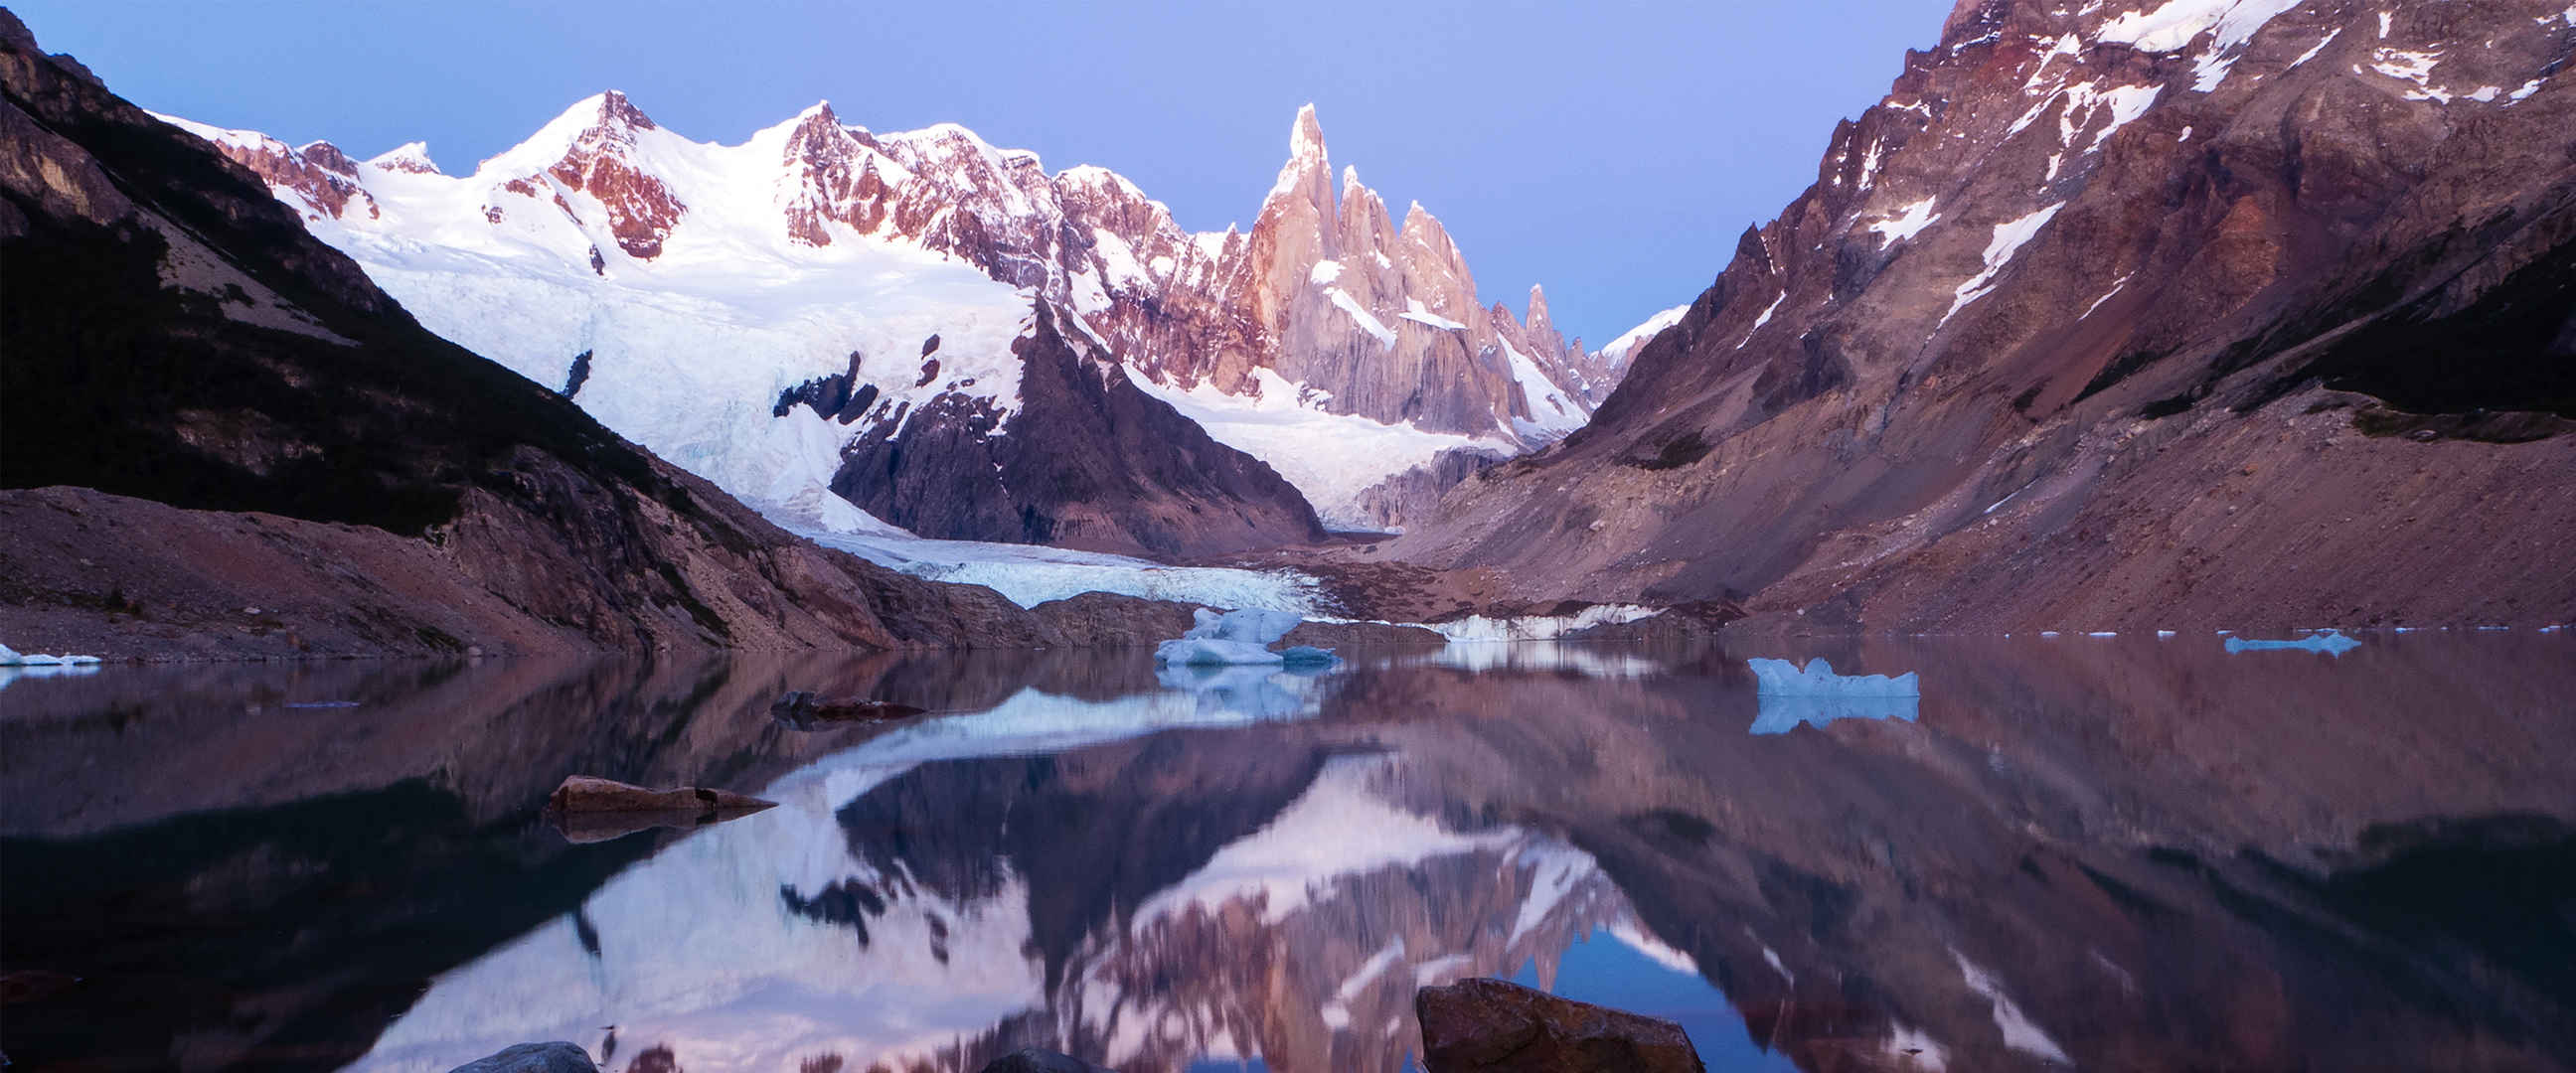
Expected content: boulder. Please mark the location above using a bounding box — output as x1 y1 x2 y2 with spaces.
447 1041 598 1073
770 691 927 729
976 1049 1117 1073
1415 978 1703 1073
545 775 774 814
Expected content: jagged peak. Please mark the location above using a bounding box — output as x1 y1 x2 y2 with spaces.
1341 164 1365 198
367 140 439 174
1290 103 1327 162
476 90 655 178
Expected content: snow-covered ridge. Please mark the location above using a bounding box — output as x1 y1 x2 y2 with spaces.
163 93 1621 537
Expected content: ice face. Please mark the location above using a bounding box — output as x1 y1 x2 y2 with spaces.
1153 609 1337 668
1184 608 1306 646
2223 629 2362 656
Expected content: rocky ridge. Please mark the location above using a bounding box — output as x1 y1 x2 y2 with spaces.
165 95 1655 537
1398 0 2576 628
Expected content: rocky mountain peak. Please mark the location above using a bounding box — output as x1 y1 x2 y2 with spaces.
367 141 438 174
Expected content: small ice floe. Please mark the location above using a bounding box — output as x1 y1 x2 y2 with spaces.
2475 625 2511 632
1154 608 1337 668
1746 658 1921 734
2156 630 2177 639
2542 625 2565 634
0 642 101 667
2224 628 2362 656
2087 631 2118 638
2038 631 2061 638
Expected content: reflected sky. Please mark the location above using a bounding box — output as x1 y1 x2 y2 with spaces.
4 631 2573 1073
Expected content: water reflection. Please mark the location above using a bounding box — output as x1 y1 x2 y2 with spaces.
3 632 2573 1072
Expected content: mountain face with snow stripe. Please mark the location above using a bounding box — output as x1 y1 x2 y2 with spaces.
163 97 1630 537
1398 0 2576 628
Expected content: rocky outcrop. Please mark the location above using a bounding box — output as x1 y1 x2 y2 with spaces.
1415 979 1703 1073
1396 0 2576 628
829 305 1327 557
0 13 1077 657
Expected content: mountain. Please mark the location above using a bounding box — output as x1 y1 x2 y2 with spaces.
1396 0 2576 628
163 97 1632 538
0 11 1098 657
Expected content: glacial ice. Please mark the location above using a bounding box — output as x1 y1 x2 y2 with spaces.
2223 628 2362 656
0 643 100 667
1153 608 1338 669
1747 659 1922 734
1747 658 1920 697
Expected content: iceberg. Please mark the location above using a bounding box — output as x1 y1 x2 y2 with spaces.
1153 608 1339 669
2223 628 2362 656
1747 657 1919 697
1746 659 1921 734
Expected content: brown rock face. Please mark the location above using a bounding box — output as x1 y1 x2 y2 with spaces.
1415 979 1703 1073
540 91 683 259
829 305 1327 557
1396 0 2576 628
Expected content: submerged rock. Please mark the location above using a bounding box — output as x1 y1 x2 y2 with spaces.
770 690 927 729
975 1049 1118 1073
1415 978 1703 1073
546 776 775 814
544 776 775 843
447 1041 598 1073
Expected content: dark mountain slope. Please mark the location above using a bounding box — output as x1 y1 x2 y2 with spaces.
1397 0 2576 629
0 10 1058 656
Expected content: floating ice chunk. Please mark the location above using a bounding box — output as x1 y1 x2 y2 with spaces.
2087 631 2118 638
2156 630 2178 639
1747 659 1921 734
0 643 101 666
1747 658 1919 696
2223 628 2361 656
1153 608 1336 668
2039 631 2062 638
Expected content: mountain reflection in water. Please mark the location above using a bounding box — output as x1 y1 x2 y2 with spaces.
3 633 2572 1073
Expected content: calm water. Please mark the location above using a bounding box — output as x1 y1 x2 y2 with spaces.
4 632 2572 1072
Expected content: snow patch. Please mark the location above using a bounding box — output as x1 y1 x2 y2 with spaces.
1869 198 1943 246
1942 204 2064 327
1325 287 1397 346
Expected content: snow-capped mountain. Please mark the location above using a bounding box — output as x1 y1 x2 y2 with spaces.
161 96 1632 541
1401 0 2576 627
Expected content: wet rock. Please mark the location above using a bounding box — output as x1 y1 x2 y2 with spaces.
547 775 773 813
770 690 926 729
975 1049 1116 1073
1416 978 1702 1073
447 1040 598 1073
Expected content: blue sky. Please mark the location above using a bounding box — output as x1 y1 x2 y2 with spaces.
15 0 1940 343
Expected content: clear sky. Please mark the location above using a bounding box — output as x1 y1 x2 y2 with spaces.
13 0 1942 344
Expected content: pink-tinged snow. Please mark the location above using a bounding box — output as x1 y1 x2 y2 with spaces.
1952 951 2073 1063
1324 286 1398 346
1868 197 1943 246
2096 0 2302 55
1596 304 1690 365
1496 335 1590 441
1942 203 2065 327
1397 297 1467 332
187 93 1044 528
1133 368 1513 529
